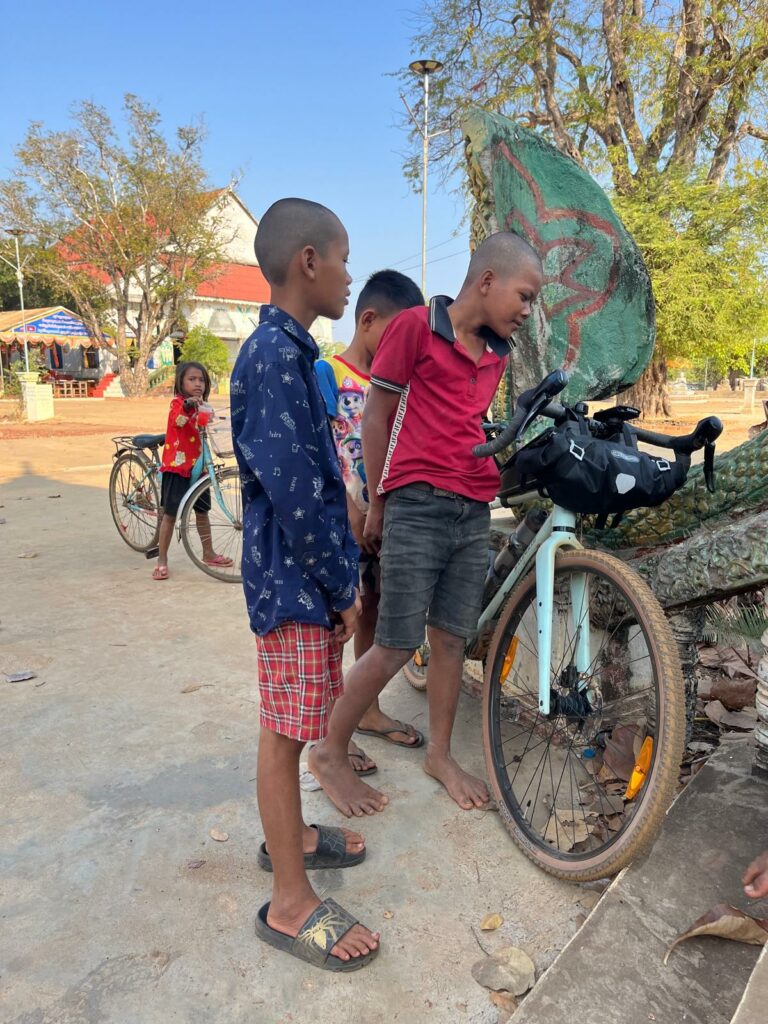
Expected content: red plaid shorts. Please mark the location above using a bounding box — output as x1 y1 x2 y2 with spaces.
255 622 343 742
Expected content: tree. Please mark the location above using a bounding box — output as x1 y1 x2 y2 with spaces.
0 95 232 396
179 325 231 381
400 1 768 413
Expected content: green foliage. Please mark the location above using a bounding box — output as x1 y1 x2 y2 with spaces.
613 169 768 367
179 325 230 380
704 599 768 652
0 95 229 396
401 2 768 396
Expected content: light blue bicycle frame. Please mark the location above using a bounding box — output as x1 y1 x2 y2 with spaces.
472 503 588 716
174 429 238 534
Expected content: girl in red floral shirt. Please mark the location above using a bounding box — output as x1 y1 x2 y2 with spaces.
152 361 233 580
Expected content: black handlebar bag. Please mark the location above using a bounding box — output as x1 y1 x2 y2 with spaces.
512 415 689 516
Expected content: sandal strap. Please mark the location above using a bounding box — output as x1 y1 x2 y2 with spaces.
292 897 358 966
310 824 346 864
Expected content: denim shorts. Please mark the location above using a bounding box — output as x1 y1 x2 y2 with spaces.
375 483 490 650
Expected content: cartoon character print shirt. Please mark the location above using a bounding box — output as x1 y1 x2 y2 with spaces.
315 356 370 513
161 396 202 478
230 305 359 636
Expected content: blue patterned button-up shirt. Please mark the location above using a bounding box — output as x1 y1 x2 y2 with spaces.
230 305 358 635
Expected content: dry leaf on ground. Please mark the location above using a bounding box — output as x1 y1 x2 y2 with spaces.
480 913 504 931
544 811 589 851
383 910 394 920
664 904 768 964
17 552 38 559
181 683 212 693
209 828 229 842
187 859 206 869
720 707 758 730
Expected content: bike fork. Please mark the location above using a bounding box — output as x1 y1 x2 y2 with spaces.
535 507 588 715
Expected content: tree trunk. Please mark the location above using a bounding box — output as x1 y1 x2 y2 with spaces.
617 357 670 418
120 363 150 397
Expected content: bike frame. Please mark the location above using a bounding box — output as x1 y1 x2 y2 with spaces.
174 429 237 534
471 503 586 716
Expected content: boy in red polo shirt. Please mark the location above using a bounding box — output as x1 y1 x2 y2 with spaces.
310 232 543 816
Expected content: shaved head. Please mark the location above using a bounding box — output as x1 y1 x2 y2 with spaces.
255 198 345 286
466 231 542 284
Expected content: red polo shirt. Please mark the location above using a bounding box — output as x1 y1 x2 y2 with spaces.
370 296 509 503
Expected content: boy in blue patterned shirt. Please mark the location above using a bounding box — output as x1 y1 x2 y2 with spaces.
230 198 379 971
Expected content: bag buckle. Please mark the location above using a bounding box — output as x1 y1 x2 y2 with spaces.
569 439 585 461
655 458 671 472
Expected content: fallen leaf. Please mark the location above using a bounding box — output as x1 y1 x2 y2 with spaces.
480 913 504 931
180 683 212 693
664 904 768 964
17 552 38 559
704 699 727 725
604 724 642 781
383 910 394 919
187 859 206 869
48 494 61 499
5 670 37 683
489 991 518 1015
720 707 758 730
544 811 589 851
471 947 535 995
209 828 229 842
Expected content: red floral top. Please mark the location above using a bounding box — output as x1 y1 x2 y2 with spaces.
161 396 202 478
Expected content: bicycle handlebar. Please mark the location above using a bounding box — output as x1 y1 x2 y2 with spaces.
474 370 724 492
473 369 570 457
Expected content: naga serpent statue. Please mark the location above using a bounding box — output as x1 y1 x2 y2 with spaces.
462 108 768 774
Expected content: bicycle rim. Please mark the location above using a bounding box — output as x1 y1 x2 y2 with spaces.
179 468 243 582
483 549 684 881
109 452 161 552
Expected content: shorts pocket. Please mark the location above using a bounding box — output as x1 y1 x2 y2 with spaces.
389 485 428 504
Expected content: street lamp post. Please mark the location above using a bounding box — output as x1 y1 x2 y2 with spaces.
1 228 30 372
402 58 444 297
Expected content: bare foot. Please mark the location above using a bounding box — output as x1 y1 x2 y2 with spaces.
303 824 365 855
267 898 379 961
358 709 422 746
308 744 389 817
423 748 489 810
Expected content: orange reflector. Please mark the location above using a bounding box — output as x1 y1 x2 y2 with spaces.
414 649 423 668
625 736 653 800
500 637 519 684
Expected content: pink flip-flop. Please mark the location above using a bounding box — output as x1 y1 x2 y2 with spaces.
152 565 169 581
204 554 234 567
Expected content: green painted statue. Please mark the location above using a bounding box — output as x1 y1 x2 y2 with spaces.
463 109 655 414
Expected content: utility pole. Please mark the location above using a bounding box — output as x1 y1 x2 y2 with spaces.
1 228 30 372
401 58 444 298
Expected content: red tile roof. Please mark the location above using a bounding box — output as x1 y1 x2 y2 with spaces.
195 262 270 302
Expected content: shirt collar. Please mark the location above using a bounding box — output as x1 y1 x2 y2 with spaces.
260 304 319 358
428 294 514 358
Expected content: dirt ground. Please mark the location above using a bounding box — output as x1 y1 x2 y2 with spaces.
0 390 760 1023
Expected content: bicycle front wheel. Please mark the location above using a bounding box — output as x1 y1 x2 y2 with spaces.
483 549 684 882
179 467 243 582
108 450 161 552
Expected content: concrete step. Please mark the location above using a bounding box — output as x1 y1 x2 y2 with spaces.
511 740 768 1024
730 946 768 1024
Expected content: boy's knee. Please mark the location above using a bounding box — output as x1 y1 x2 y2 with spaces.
372 643 415 673
427 626 466 657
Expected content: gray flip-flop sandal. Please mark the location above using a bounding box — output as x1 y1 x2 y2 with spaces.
356 720 425 748
257 824 366 872
255 898 379 972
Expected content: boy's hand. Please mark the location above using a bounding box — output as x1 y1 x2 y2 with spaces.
334 589 361 644
743 850 768 899
363 503 384 552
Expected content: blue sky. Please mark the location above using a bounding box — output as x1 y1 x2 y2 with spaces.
1 0 470 343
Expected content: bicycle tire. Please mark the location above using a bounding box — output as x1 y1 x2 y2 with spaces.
483 549 684 882
109 450 161 553
179 467 243 583
403 649 428 691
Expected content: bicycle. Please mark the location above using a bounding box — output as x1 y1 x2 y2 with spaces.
410 370 722 881
108 414 243 583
